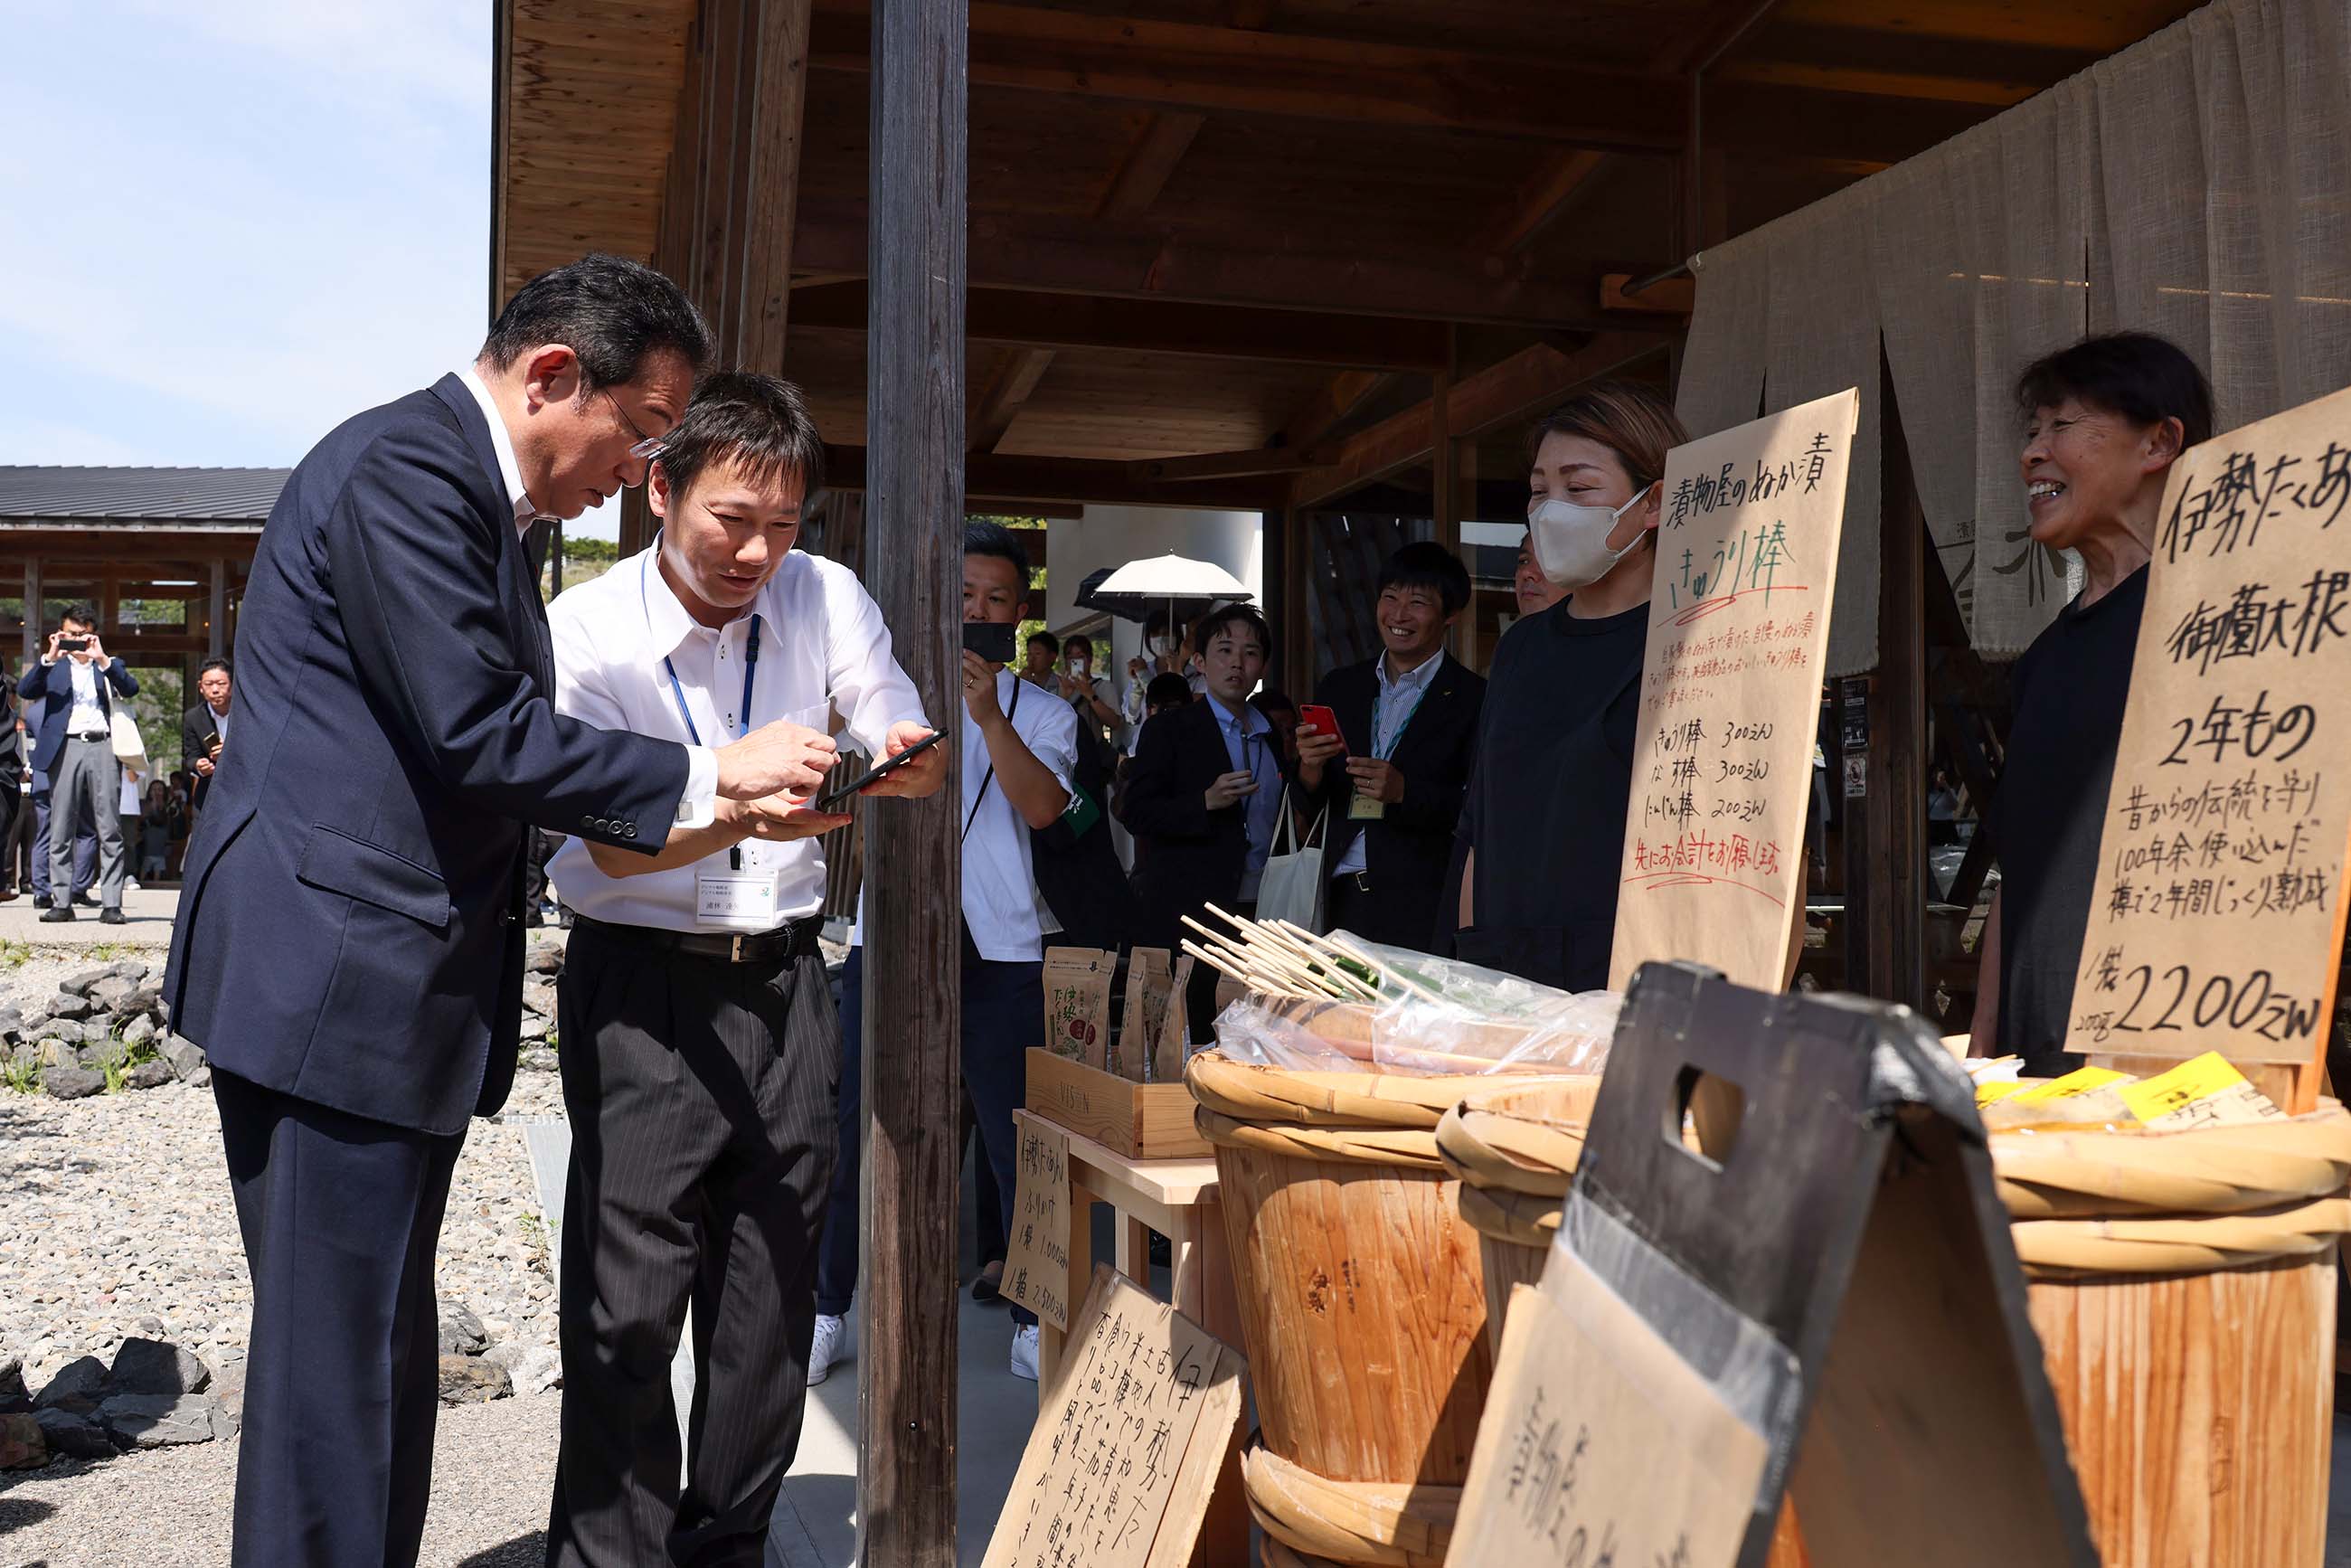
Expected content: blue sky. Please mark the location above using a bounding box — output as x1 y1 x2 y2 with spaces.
0 2 620 537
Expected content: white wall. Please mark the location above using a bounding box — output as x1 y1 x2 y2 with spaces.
1043 505 1263 684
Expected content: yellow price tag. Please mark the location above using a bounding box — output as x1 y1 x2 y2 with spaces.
2008 1066 2131 1106
1975 1080 2026 1108
2117 1052 2252 1125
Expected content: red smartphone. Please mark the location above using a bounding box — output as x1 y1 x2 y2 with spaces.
1298 704 1346 753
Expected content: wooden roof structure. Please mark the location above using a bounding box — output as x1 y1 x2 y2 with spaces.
493 0 2202 528
2 467 276 668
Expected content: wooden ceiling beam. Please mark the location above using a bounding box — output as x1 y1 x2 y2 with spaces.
1482 149 1612 256
789 280 1451 368
823 444 1287 510
1279 370 1394 451
968 347 1058 453
804 1 1993 164
1095 112 1207 220
790 212 1683 331
1292 333 1665 507
1126 448 1314 483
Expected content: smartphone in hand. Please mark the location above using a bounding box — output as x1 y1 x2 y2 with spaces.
1298 704 1346 753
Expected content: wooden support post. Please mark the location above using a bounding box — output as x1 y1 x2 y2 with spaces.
208 561 227 661
859 0 966 1563
1277 504 1310 699
21 556 39 669
1846 350 1928 1006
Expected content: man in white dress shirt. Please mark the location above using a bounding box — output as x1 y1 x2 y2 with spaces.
808 519 1080 1385
542 373 941 1566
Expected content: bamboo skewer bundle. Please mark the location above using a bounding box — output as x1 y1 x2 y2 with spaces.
1179 906 1381 1003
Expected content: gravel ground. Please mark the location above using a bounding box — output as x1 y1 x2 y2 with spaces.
1 946 571 1566
0 1394 560 1567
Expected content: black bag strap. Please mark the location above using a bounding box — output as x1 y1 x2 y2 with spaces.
962 673 1015 841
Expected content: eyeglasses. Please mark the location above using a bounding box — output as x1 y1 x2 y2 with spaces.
601 389 666 461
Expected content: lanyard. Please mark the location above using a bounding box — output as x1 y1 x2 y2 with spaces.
1373 660 1434 760
662 614 761 746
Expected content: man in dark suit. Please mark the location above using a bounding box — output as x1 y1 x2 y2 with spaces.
19 604 138 922
180 656 231 810
1294 543 1486 951
164 254 845 1568
1118 604 1285 1039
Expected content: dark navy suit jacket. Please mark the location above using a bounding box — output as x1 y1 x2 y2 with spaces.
165 375 687 1135
17 654 138 775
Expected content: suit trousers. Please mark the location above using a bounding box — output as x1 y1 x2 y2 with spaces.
213 1068 464 1568
546 921 838 1568
48 736 125 909
27 770 97 900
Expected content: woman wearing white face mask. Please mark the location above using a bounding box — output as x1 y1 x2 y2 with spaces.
1451 381 1687 991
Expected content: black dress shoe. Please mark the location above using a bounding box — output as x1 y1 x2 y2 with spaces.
74 892 99 908
32 893 51 910
99 909 127 925
40 906 75 923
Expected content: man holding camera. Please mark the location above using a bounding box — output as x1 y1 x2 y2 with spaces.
811 519 1079 1385
19 605 137 924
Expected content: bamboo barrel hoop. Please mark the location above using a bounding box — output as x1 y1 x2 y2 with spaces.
2011 1194 2351 1277
1991 1104 2351 1219
1455 1178 1560 1250
1242 1445 1458 1568
1185 1052 1527 1129
1194 1108 1449 1171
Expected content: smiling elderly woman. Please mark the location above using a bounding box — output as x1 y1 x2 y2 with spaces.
1969 331 2214 1072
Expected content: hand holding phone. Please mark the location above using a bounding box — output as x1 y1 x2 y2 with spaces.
813 727 947 810
1295 704 1347 782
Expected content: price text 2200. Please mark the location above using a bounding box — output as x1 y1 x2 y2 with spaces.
2073 959 2323 1045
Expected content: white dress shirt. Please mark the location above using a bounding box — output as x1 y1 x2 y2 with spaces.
1329 648 1444 881
207 702 230 748
1205 693 1284 902
852 666 1078 964
64 657 108 735
545 544 928 932
456 363 719 827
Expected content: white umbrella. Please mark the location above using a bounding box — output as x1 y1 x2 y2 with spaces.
1091 553 1252 601
1083 553 1254 647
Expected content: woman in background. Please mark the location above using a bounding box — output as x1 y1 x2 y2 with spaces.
1456 381 1688 992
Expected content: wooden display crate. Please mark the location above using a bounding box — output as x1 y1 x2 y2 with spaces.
1025 1048 1212 1161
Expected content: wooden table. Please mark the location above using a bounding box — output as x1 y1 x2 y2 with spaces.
1015 1110 1247 1565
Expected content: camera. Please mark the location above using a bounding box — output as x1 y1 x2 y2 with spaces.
55 638 89 653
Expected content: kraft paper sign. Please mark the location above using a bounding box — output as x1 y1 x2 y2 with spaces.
2064 382 2351 1108
1003 1114 1072 1332
1610 388 1860 991
983 1265 1244 1568
1451 1276 1770 1568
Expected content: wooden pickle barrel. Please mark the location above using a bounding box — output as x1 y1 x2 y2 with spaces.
1185 1051 1576 1502
1994 1104 2351 1568
1430 1080 1599 1356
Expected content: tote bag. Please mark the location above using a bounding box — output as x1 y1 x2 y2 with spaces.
1254 788 1328 932
109 708 148 769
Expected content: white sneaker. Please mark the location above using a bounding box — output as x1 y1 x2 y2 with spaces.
1009 1323 1040 1382
808 1312 849 1386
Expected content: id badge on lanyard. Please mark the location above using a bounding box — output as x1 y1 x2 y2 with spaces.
662 607 786 928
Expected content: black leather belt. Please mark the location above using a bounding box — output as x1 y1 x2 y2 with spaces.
572 912 824 965
72 732 109 742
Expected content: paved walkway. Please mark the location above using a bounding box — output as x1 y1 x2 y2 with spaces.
0 882 181 949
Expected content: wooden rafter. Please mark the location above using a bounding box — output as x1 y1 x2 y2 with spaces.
1291 333 1664 507
1279 370 1394 451
804 2 1991 165
790 213 1683 329
789 281 1451 370
968 347 1057 452
824 445 1286 510
1095 112 1207 219
1481 148 1612 256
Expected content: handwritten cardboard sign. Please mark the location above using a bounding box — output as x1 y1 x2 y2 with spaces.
1450 1274 1770 1568
2063 383 2351 1109
1004 1115 1072 1332
983 1265 1245 1568
1610 387 1860 991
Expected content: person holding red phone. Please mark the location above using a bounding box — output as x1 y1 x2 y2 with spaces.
1293 543 1486 950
